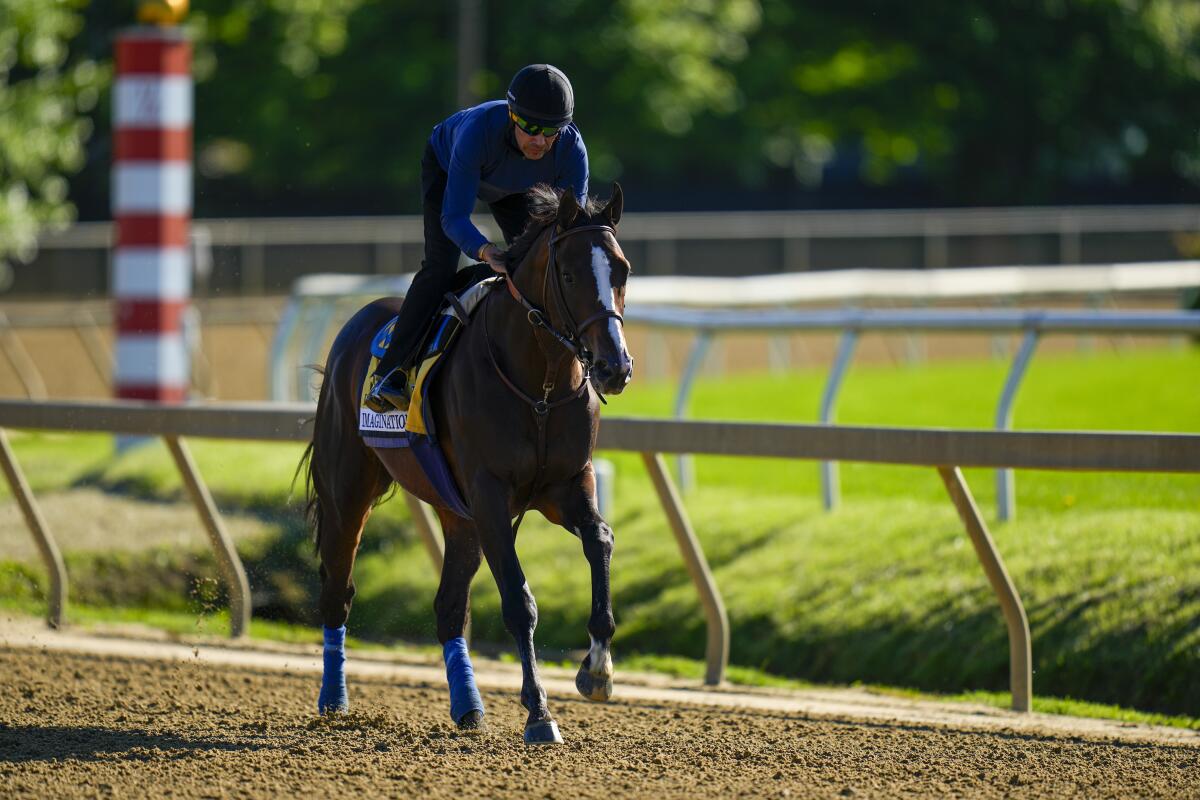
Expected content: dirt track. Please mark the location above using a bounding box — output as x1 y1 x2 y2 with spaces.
2 636 1199 799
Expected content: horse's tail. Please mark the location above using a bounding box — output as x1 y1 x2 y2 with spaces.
298 299 401 556
298 362 340 554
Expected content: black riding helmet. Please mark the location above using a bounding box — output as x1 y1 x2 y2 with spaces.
506 64 574 128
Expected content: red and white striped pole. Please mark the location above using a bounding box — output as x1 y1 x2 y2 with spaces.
112 24 191 403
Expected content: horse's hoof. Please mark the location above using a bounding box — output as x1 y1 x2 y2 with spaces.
523 719 563 745
317 695 349 715
576 662 613 702
456 709 485 731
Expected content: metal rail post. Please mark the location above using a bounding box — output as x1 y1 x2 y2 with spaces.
938 466 1032 712
285 299 322 400
0 429 67 628
819 328 859 511
0 313 47 400
642 452 729 685
298 301 340 401
995 330 1040 521
73 309 115 387
268 297 303 401
164 435 252 638
402 491 469 640
673 329 713 492
402 491 444 573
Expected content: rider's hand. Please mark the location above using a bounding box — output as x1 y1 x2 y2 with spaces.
480 243 507 275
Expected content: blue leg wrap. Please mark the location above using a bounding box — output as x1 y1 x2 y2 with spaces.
443 636 485 724
318 625 349 714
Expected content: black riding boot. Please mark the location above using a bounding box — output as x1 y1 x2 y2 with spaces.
365 259 456 412
364 355 416 413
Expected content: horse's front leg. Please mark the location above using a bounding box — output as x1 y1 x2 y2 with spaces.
542 462 615 703
472 470 561 744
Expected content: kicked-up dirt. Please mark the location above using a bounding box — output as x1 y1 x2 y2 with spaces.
1 638 1198 799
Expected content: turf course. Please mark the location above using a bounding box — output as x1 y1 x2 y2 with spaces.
1 347 1197 716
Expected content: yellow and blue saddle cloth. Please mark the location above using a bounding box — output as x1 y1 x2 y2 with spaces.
358 313 457 439
356 277 501 518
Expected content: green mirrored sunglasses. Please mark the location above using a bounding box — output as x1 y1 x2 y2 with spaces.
510 110 561 138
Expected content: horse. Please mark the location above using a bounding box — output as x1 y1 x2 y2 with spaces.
301 183 633 744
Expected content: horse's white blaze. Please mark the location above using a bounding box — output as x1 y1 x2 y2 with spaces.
587 633 613 677
605 316 625 350
590 244 615 309
590 243 628 357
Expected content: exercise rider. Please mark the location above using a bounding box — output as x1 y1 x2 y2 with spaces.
366 63 589 412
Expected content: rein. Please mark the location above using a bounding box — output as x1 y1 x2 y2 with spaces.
483 222 623 533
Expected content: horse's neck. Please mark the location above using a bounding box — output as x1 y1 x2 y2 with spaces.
485 252 583 395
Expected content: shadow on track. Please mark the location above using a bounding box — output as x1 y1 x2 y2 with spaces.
0 724 262 763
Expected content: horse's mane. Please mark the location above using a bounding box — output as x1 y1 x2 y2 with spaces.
503 184 608 271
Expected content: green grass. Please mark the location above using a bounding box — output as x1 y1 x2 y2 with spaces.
2 347 1198 718
596 345 1200 510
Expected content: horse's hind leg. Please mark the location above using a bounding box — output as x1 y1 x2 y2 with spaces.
315 446 391 714
541 463 616 702
433 510 486 729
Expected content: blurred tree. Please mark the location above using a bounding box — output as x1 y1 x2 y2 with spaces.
183 0 762 214
185 0 388 213
700 0 1200 204
0 0 105 267
59 0 1200 216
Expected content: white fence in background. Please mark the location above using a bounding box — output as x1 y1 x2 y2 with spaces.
628 261 1200 305
270 262 1200 521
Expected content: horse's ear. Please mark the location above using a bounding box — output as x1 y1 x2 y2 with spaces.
557 188 580 230
605 182 623 227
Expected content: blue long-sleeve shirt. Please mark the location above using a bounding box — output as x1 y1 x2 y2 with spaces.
429 100 589 258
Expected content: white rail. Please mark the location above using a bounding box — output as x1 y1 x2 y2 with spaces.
273 267 1200 519
285 261 1200 307
628 262 1200 306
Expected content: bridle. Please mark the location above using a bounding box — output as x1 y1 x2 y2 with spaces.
481 221 624 531
485 222 624 413
504 223 623 380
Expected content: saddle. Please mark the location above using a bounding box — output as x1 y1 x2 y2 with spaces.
359 272 500 439
355 272 502 519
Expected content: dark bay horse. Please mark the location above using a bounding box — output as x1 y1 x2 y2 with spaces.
302 184 633 744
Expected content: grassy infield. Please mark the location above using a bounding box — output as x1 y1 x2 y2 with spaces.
1 346 1198 728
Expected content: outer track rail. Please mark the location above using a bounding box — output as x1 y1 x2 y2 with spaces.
1 398 1196 711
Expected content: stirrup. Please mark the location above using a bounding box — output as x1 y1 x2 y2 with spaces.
365 367 412 413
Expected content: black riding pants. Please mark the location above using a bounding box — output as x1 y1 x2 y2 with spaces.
378 142 531 375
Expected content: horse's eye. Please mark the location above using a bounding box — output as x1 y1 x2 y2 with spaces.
562 271 575 286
